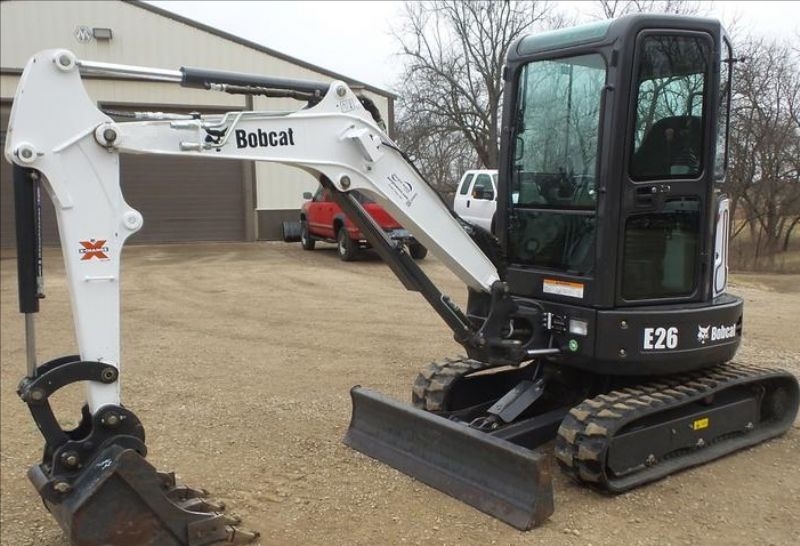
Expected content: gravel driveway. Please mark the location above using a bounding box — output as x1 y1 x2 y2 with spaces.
1 242 798 546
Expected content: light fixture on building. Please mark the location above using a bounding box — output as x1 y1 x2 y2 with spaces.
92 28 113 41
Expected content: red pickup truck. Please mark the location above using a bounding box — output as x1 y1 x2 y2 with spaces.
300 186 427 261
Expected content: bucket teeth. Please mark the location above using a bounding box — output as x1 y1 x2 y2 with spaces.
166 484 211 501
164 481 260 544
168 485 260 545
177 496 226 513
219 514 243 526
157 470 178 489
159 472 259 544
225 527 261 544
159 471 212 501
165 482 261 545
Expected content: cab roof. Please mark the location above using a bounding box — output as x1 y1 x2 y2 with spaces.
511 14 724 61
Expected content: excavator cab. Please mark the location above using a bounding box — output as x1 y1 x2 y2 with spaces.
348 14 796 531
460 15 740 375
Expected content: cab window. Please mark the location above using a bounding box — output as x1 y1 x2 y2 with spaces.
630 35 711 180
509 53 606 275
459 174 475 195
715 37 733 181
622 197 700 299
472 174 495 200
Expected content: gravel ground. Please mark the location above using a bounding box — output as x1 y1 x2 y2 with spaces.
1 242 798 546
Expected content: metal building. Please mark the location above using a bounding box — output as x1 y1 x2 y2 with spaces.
0 0 395 248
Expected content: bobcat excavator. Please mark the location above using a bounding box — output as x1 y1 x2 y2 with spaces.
5 14 798 545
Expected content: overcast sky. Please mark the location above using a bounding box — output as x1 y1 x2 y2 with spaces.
147 1 799 92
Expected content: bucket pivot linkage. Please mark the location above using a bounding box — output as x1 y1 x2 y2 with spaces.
17 355 259 546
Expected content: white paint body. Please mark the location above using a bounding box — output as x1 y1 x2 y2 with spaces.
5 50 500 413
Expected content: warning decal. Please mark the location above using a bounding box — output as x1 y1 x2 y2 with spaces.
542 279 584 299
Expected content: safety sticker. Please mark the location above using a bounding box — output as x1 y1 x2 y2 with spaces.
79 239 110 261
691 417 709 431
543 279 584 299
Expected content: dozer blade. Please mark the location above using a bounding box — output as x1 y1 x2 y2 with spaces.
344 386 554 530
29 445 259 546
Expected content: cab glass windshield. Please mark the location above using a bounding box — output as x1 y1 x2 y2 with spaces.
509 54 606 274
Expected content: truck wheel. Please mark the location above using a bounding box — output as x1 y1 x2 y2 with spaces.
337 228 358 261
300 220 315 250
282 220 302 243
409 243 428 260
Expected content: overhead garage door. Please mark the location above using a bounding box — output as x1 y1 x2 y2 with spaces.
1 103 246 248
120 154 244 244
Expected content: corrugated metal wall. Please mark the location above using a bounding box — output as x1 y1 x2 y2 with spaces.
0 0 395 245
0 0 391 130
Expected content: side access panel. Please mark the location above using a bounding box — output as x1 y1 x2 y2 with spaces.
344 387 554 530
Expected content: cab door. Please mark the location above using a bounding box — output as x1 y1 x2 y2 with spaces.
453 172 475 218
467 173 497 231
618 32 716 305
308 187 336 239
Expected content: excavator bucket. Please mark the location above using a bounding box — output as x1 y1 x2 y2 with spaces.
344 387 554 530
28 444 258 546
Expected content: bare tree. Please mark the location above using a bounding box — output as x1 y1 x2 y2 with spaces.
590 0 706 19
393 108 477 201
726 37 800 270
393 1 559 177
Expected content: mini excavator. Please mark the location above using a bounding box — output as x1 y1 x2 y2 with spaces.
5 14 798 545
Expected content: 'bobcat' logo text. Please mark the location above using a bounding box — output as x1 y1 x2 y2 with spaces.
235 128 295 149
697 323 737 344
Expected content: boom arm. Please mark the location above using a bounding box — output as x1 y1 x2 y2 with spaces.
5 50 508 413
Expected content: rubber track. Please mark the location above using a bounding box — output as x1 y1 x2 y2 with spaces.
412 356 494 411
555 362 799 493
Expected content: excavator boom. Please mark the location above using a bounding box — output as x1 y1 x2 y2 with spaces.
5 49 549 542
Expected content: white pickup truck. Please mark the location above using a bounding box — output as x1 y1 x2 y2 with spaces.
453 169 498 232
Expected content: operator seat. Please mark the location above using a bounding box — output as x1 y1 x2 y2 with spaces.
631 115 702 179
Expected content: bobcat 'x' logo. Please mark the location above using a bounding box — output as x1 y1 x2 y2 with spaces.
79 239 110 261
